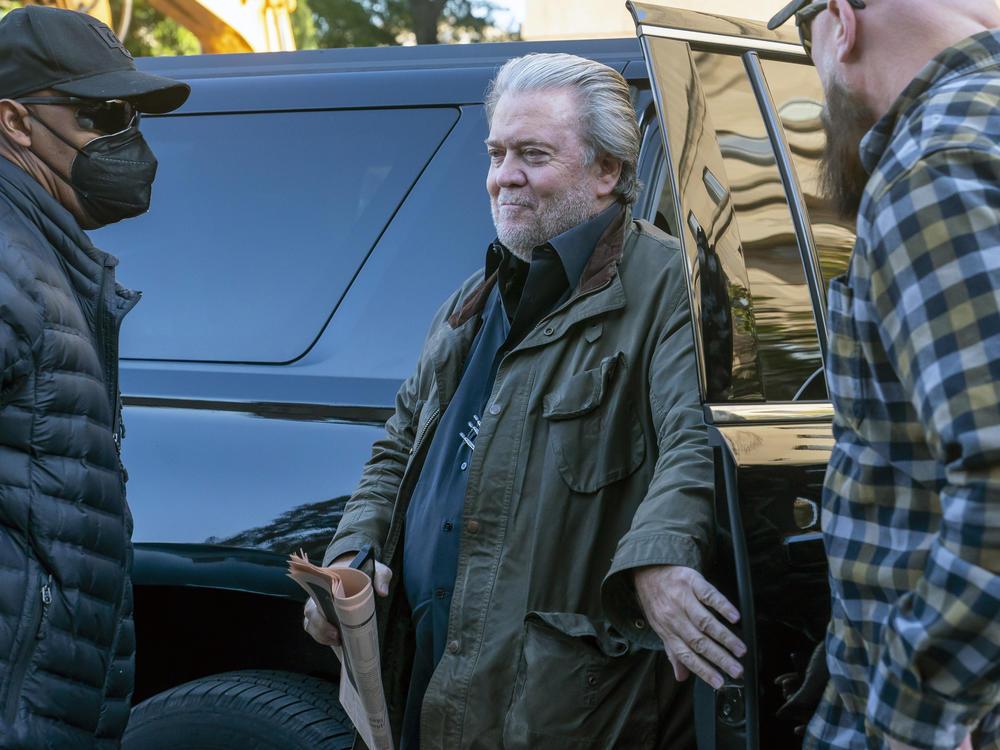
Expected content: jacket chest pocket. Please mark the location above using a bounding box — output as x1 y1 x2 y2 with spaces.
542 353 645 493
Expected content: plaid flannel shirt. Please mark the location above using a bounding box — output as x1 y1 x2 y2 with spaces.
806 30 1000 750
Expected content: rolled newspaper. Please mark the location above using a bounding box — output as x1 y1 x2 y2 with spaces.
289 552 394 750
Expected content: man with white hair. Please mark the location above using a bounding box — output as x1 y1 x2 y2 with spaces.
305 52 746 749
768 1 1000 748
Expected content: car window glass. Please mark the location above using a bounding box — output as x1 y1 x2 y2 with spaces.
691 50 824 402
761 58 857 286
91 108 459 363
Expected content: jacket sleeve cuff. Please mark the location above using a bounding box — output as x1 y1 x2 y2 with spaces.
866 659 985 749
323 533 378 567
601 532 704 650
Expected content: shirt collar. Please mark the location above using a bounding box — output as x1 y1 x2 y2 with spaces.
547 202 620 288
860 28 1000 173
484 201 620 285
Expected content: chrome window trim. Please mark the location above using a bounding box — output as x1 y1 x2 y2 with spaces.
637 25 807 57
708 402 834 424
638 35 708 399
742 51 830 368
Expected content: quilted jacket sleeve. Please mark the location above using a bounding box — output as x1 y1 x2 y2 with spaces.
0 242 44 406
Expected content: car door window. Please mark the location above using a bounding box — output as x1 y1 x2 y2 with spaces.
761 58 856 286
92 107 459 364
690 50 826 402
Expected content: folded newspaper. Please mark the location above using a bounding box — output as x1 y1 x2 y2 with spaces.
288 551 394 750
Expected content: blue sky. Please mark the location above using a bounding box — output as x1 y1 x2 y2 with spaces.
490 0 526 33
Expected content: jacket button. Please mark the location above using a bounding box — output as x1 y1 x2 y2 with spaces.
466 520 480 534
587 674 598 687
447 640 460 654
543 326 554 336
488 403 501 415
634 618 646 630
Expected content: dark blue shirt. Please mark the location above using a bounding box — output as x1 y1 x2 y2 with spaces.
399 204 618 748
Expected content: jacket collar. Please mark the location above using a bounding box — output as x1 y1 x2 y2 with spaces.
0 157 140 316
861 28 1000 173
0 156 114 282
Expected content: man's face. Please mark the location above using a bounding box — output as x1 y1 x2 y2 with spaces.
18 92 113 227
486 88 614 260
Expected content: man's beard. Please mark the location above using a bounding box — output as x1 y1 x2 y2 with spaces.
819 76 878 221
492 182 598 260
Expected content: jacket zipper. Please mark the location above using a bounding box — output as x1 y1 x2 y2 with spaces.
409 406 440 457
4 575 52 724
37 576 52 640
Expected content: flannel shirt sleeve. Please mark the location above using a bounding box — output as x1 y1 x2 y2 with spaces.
864 146 1000 747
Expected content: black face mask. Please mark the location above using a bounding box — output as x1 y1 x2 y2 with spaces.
71 125 158 226
26 111 158 227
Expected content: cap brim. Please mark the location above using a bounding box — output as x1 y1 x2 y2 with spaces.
767 0 807 30
53 68 190 113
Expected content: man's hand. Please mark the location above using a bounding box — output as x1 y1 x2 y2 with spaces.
887 735 973 750
634 564 746 689
302 552 393 648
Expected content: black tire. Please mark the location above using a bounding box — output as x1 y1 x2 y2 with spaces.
122 670 354 750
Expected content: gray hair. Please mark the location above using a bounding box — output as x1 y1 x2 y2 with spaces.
485 52 641 205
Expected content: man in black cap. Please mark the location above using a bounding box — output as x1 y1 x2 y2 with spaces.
0 6 188 747
768 2 1000 750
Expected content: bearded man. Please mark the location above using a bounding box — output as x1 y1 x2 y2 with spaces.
768 1 1000 749
0 5 188 748
304 52 747 750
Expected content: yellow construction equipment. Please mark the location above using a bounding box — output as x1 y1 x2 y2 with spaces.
24 0 296 53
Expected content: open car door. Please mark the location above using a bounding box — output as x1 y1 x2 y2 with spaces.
626 4 859 748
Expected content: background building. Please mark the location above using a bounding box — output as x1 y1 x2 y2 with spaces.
523 0 793 40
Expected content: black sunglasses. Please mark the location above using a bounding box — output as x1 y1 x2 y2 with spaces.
795 0 866 59
15 96 139 135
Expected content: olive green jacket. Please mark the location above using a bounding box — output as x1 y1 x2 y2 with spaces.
326 209 713 750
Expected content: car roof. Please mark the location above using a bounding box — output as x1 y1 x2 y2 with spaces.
135 38 647 113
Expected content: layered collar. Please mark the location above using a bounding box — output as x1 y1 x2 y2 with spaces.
448 204 628 330
860 28 1000 173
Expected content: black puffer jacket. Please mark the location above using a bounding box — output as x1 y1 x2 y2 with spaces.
0 158 139 748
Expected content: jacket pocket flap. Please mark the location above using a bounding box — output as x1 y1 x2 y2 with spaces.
526 611 628 658
542 353 623 421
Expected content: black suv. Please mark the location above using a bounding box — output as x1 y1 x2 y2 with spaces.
91 6 852 749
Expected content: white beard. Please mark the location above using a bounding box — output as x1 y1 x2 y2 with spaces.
491 181 599 261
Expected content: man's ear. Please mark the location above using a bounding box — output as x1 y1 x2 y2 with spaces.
826 0 859 64
593 153 622 199
0 100 32 148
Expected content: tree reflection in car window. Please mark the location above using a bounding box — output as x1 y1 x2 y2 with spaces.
761 58 856 288
691 51 827 402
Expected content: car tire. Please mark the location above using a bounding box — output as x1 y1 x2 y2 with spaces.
122 669 354 750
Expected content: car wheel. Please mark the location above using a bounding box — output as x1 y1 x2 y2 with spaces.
122 669 354 750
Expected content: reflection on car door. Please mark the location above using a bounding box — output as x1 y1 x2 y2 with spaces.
628 4 855 749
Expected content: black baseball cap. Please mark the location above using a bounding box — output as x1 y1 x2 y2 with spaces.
0 5 190 113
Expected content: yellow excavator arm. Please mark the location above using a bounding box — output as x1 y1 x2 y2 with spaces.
24 0 296 53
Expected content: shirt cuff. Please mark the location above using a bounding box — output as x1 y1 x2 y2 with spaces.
323 533 377 567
